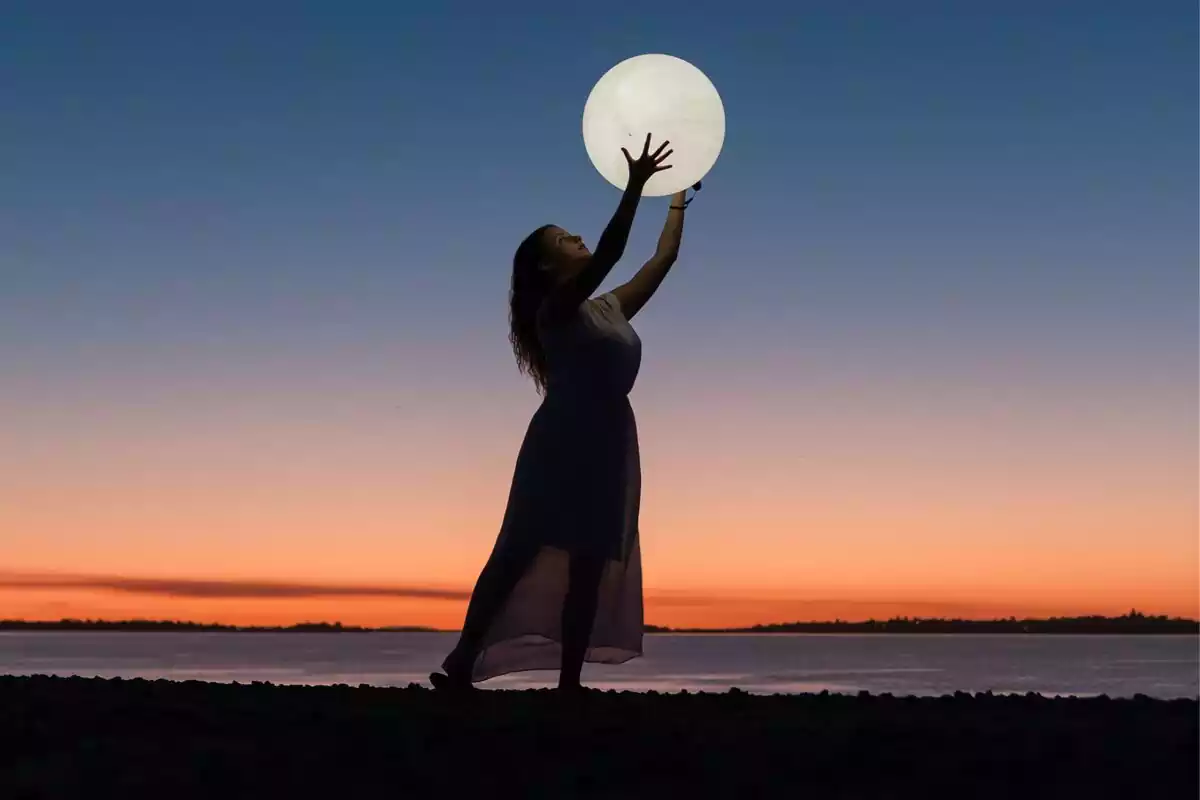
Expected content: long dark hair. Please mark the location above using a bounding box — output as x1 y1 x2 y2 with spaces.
509 224 555 393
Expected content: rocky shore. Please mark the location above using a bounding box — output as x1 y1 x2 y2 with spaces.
2 675 1195 798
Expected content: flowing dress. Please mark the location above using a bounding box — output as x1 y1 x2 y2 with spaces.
461 292 644 681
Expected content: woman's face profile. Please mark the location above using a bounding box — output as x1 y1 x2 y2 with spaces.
539 225 590 281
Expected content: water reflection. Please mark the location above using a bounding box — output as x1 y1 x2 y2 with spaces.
1 632 1195 698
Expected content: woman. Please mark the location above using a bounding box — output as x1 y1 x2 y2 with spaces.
430 133 689 692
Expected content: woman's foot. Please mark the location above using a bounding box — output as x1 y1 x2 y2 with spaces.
430 646 476 691
556 680 590 695
429 670 476 692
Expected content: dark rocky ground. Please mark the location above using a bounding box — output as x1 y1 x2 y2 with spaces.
1 675 1195 799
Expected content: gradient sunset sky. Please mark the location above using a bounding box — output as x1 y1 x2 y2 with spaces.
3 1 1196 629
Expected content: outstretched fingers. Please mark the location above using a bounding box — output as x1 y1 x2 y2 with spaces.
621 133 676 182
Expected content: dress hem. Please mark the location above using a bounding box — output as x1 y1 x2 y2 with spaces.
467 634 644 683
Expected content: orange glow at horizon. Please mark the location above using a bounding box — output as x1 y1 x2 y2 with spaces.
2 568 1196 630
4 364 1196 629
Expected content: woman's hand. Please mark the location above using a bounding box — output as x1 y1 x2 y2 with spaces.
622 133 673 187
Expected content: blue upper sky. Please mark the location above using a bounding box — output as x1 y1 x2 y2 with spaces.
3 0 1195 416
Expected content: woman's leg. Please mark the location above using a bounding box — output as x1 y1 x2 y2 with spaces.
558 554 607 690
441 542 539 680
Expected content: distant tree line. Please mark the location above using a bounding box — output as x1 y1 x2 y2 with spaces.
2 610 1195 634
643 610 1199 635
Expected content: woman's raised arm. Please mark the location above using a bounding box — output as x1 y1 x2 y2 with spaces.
611 189 688 319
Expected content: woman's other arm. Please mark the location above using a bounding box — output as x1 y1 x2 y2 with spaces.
611 190 687 320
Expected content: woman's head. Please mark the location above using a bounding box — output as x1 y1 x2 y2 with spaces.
509 224 590 392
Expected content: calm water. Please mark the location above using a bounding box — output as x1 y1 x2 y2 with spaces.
1 632 1196 698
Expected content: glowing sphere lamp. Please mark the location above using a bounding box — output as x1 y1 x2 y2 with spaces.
582 54 725 197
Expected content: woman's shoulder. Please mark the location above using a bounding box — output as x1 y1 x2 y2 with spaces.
590 292 624 319
537 293 622 335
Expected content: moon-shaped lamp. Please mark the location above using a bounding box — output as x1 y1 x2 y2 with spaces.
582 54 725 197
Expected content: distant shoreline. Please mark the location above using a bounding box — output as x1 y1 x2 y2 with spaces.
3 611 1196 635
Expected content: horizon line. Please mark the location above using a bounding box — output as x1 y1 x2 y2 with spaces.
4 610 1197 631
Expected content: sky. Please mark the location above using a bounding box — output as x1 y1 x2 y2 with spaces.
2 0 1197 629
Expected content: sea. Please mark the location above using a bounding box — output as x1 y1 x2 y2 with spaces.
1 631 1196 698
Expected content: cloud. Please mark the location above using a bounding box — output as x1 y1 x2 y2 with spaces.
0 571 470 600
0 570 1026 619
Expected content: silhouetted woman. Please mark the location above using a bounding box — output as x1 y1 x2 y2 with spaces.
430 134 689 692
